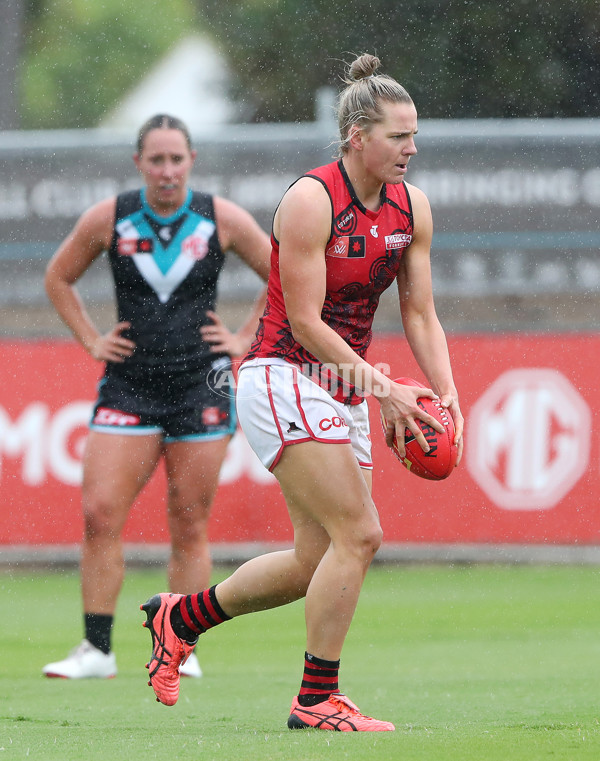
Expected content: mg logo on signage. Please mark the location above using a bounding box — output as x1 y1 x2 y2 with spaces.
467 369 590 510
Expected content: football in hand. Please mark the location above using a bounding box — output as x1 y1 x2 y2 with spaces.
380 377 458 480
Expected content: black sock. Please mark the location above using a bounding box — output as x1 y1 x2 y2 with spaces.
169 602 198 643
84 613 113 655
297 652 340 707
170 585 231 642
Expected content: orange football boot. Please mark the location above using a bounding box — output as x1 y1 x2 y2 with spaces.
288 693 395 731
140 593 197 706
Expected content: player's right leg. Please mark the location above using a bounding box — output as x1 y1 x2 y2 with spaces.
80 431 162 616
43 431 161 679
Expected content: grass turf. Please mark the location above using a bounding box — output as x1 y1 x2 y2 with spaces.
1 563 600 760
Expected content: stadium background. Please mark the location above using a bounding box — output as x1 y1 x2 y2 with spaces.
2 8 600 761
1 116 598 565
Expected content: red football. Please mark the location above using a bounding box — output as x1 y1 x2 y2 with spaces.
380 377 458 480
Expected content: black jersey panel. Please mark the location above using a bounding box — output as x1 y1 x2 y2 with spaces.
107 189 226 373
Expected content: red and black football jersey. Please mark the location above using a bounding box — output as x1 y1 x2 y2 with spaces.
246 159 414 404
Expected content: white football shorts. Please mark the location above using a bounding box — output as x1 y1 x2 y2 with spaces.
236 359 373 472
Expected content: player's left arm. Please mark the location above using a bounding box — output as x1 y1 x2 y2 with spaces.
398 184 464 460
201 197 271 357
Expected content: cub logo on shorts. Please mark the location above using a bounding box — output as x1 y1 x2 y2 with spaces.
93 407 140 426
318 416 348 431
202 407 227 426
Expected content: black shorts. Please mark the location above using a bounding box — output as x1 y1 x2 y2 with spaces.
89 357 235 442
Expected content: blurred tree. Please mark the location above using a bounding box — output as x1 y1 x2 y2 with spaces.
199 0 600 120
0 0 25 128
21 0 199 128
17 0 600 128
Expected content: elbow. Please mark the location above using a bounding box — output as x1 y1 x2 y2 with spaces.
289 323 307 346
288 315 317 348
43 269 54 299
43 266 66 301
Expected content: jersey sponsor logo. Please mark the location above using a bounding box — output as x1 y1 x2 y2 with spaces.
93 407 141 427
117 238 154 255
370 225 379 238
326 235 366 259
318 416 348 431
385 233 412 250
182 233 210 260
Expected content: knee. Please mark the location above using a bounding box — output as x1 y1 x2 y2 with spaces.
168 480 213 524
359 521 384 561
342 519 383 567
82 496 121 541
168 495 211 550
170 518 208 553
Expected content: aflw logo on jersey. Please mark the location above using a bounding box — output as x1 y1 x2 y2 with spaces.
117 238 154 255
326 235 366 259
385 233 412 250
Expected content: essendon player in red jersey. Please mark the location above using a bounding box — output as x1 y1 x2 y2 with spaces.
246 159 416 405
140 54 464 731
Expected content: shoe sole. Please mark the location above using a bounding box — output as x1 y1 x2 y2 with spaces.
140 594 168 701
288 714 312 730
140 594 165 669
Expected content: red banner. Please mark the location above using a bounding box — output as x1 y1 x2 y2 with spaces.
1 335 598 546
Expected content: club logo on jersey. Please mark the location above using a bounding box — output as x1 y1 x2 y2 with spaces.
117 238 154 255
326 235 366 259
93 408 141 426
182 234 210 261
334 204 358 235
385 233 412 250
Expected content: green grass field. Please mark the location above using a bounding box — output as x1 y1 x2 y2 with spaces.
2 563 600 760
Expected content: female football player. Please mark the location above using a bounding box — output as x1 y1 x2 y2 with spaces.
141 55 463 731
43 114 270 680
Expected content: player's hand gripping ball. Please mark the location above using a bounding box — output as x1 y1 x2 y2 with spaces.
381 377 458 480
